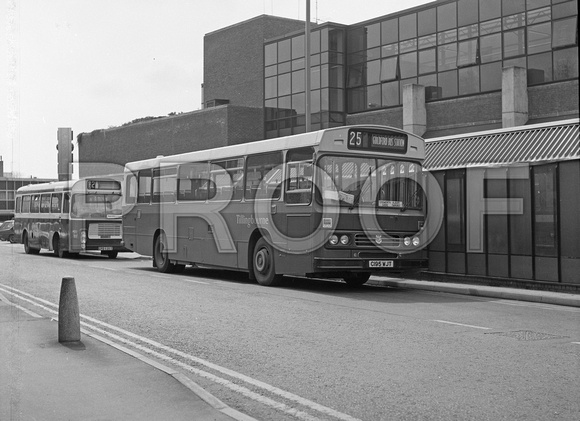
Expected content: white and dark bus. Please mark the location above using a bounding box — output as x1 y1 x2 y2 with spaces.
14 178 127 258
123 125 438 286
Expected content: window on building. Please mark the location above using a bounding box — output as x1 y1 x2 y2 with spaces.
503 28 527 58
458 66 480 95
381 19 398 45
438 43 458 71
528 52 553 84
367 60 381 85
552 17 578 48
457 38 479 67
480 33 502 62
418 8 437 36
458 0 479 26
400 52 418 78
528 22 552 54
446 172 465 252
399 14 417 41
553 47 579 80
480 0 501 21
419 48 437 74
438 2 457 31
533 165 558 257
381 80 400 106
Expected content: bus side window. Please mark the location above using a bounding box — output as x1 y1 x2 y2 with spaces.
125 174 137 205
15 196 21 213
40 194 51 213
51 193 62 213
31 195 40 213
22 195 31 213
63 193 70 214
137 170 152 204
245 152 282 200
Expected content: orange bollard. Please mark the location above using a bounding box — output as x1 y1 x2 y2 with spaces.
58 277 81 343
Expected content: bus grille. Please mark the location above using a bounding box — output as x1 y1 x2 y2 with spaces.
88 223 122 239
354 233 400 248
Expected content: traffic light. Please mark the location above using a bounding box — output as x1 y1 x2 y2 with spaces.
57 128 74 181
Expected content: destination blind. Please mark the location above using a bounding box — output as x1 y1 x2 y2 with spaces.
347 129 408 153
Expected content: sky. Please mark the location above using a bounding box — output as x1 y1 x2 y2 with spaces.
0 0 432 179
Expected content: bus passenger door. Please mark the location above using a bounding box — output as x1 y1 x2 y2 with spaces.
123 174 138 251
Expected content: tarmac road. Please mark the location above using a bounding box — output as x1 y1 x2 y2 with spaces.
1 242 580 420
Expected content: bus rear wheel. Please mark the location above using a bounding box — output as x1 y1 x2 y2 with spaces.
154 233 175 273
343 272 371 287
53 235 68 258
253 238 283 286
23 232 39 255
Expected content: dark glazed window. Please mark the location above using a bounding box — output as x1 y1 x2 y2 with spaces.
458 0 479 26
278 39 291 62
458 66 480 95
381 56 398 81
400 52 418 78
292 35 304 59
437 2 457 31
552 17 578 48
446 172 465 252
366 23 381 49
533 165 558 257
265 43 277 66
245 152 283 200
480 0 501 21
502 0 525 16
553 47 578 80
503 28 526 58
438 70 458 97
381 19 398 45
399 14 417 41
457 39 479 67
418 8 437 36
480 33 502 62
419 48 437 74
528 52 552 84
527 22 552 54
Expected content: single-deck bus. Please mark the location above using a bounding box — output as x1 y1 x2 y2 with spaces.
123 125 433 286
14 178 127 258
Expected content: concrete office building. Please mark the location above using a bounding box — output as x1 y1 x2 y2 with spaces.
79 0 579 286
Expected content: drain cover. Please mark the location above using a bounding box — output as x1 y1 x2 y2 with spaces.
485 330 569 341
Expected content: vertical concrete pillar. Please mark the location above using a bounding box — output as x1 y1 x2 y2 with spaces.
403 84 426 136
502 66 528 128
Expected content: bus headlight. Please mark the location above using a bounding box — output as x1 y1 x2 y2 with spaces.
404 237 411 246
412 236 420 247
329 235 339 245
340 235 350 245
80 230 87 250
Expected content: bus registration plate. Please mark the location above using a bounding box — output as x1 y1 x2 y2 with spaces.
369 260 394 268
99 247 113 251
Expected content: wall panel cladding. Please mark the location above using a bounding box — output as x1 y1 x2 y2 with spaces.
78 106 263 177
204 16 304 109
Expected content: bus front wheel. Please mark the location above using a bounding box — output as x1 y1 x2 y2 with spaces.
343 272 371 287
154 233 174 273
253 238 283 286
53 235 68 258
23 232 39 255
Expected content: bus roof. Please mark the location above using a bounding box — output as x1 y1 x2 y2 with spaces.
16 178 121 195
125 125 422 171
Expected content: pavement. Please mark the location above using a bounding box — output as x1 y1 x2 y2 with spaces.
1 278 579 421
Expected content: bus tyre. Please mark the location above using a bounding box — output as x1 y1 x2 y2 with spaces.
23 232 39 255
154 233 175 273
104 251 118 259
53 236 68 258
253 238 283 286
343 272 371 287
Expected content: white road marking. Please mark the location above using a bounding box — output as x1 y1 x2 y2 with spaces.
0 282 361 421
431 319 492 330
